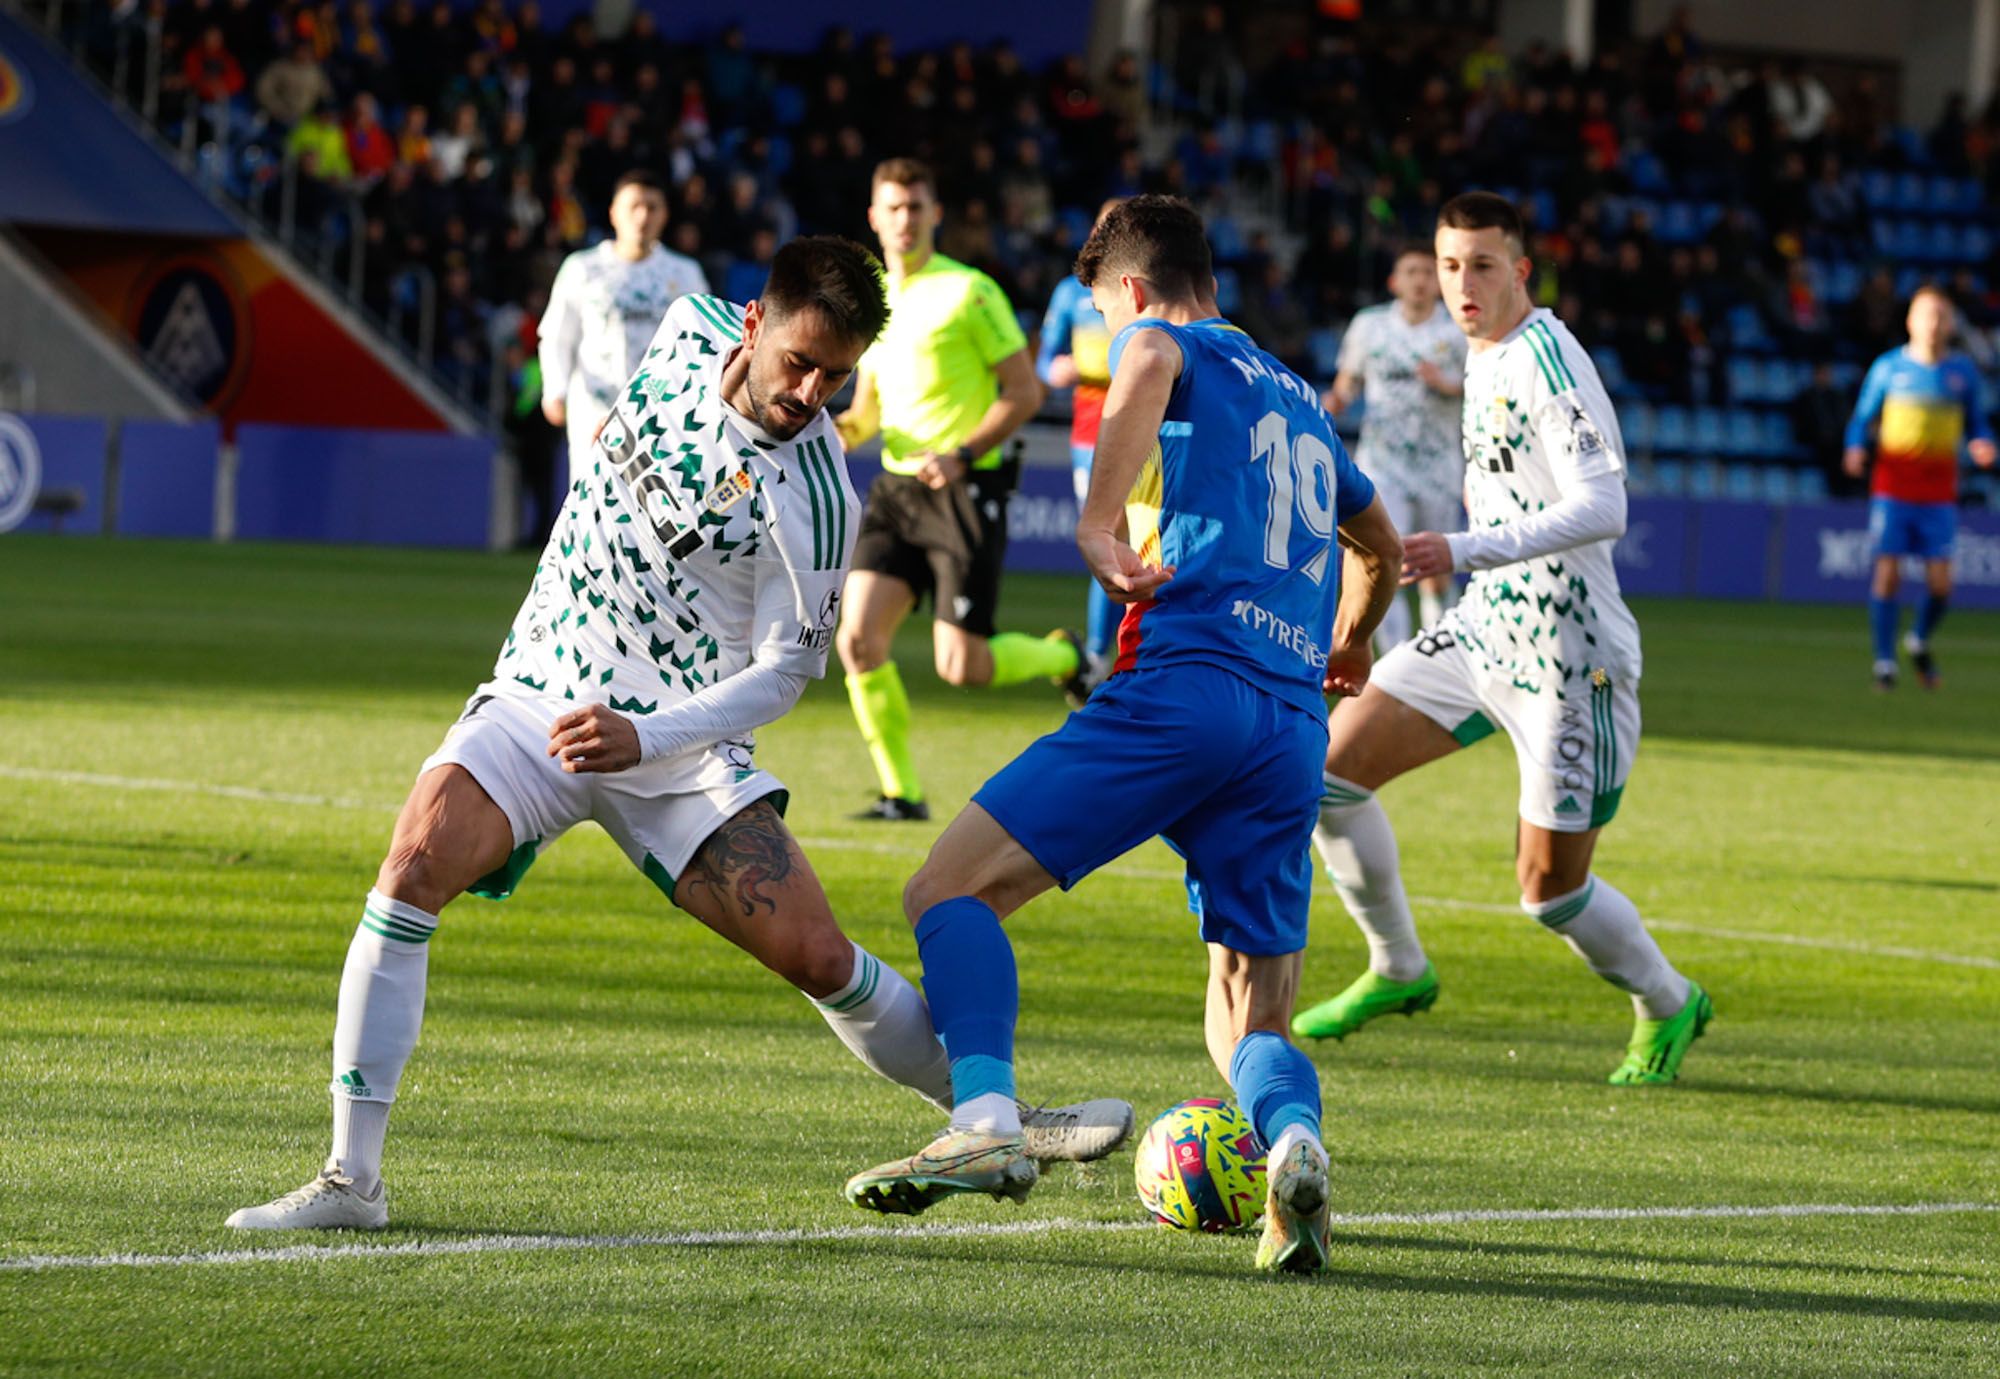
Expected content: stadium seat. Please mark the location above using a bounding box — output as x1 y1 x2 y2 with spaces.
1689 460 1723 498
1794 466 1829 502
1622 399 1655 452
1659 201 1699 244
1965 225 1992 262
1862 169 1895 209
1725 355 1761 403
1896 172 1927 212
1654 405 1690 453
1762 411 1797 457
1724 408 1762 455
1308 327 1341 379
1693 407 1727 454
1652 458 1687 495
1723 463 1761 501
1594 345 1628 395
1214 267 1241 314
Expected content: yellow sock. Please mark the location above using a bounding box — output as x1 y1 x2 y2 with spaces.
846 662 922 802
987 631 1079 688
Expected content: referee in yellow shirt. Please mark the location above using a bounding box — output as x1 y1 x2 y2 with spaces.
834 158 1084 820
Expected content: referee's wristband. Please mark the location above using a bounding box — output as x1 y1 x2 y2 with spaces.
953 445 975 469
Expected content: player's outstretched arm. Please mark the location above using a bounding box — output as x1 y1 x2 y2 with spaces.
1078 328 1180 602
1326 496 1403 696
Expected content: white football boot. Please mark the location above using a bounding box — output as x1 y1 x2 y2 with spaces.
1017 1098 1136 1163
225 1169 388 1230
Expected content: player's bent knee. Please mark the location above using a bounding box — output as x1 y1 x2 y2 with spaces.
374 847 456 915
836 625 887 674
772 925 854 996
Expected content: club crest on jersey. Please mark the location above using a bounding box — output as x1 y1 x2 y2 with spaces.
707 468 753 515
1486 396 1512 434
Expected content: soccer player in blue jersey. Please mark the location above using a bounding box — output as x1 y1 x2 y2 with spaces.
844 196 1404 1274
1039 198 1124 686
1842 286 1996 690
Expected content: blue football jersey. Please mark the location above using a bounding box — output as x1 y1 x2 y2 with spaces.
1110 316 1375 716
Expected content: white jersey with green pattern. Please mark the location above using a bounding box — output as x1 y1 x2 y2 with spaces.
1338 300 1467 494
1456 307 1641 698
491 294 857 720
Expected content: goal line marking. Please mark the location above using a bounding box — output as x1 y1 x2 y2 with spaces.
3 764 1995 971
4 1200 1993 1274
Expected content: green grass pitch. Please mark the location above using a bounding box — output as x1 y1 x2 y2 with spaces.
2 536 1997 1377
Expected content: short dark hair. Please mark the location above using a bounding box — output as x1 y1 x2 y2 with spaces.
1393 242 1438 264
761 235 891 346
613 168 666 199
1910 282 1955 312
871 157 935 195
1437 191 1526 255
1074 194 1213 300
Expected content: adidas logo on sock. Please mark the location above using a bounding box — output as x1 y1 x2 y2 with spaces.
337 1068 372 1098
1555 796 1583 816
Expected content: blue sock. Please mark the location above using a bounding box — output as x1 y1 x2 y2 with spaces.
1228 1030 1321 1151
914 898 1017 1106
1915 592 1948 645
1085 581 1118 660
1869 596 1899 664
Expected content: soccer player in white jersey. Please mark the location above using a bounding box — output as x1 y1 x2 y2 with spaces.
539 169 709 463
1293 193 1712 1085
1324 245 1467 649
226 238 1130 1231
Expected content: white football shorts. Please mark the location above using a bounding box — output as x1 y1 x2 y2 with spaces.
419 686 787 902
1370 609 1639 832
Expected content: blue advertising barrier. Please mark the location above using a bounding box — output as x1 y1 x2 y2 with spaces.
235 424 493 547
1613 497 1694 597
118 418 220 538
1777 500 2000 610
0 412 107 535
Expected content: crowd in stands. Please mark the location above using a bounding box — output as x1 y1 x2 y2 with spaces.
60 1 2000 500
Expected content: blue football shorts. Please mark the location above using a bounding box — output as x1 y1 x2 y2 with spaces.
1869 497 1957 561
972 661 1327 956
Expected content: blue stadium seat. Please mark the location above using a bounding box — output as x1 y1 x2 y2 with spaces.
1727 304 1774 352
1871 219 1899 257
1763 411 1797 457
1654 405 1690 453
1964 225 1992 262
1691 407 1726 454
1931 222 1959 263
1862 169 1895 209
1757 465 1793 504
1689 460 1723 498
1622 400 1655 451
1308 327 1341 379
1530 188 1558 231
1929 174 1960 215
1659 201 1699 244
1628 150 1671 194
1724 408 1762 455
1725 355 1761 403
1208 215 1245 262
1245 121 1282 162
1794 466 1829 502
1594 344 1628 395
1896 172 1927 211
1652 458 1687 496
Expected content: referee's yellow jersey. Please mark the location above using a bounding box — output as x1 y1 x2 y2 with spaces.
863 253 1028 475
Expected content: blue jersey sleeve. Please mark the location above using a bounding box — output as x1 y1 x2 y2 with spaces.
1331 434 1375 523
1844 354 1892 450
1036 278 1080 384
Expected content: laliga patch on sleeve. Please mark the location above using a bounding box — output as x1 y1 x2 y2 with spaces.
1567 403 1607 458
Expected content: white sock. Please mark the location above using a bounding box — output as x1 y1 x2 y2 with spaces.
328 890 436 1193
1418 585 1446 629
1524 876 1689 1020
1266 1122 1326 1172
950 1092 1022 1138
808 942 954 1111
1376 588 1412 651
1315 775 1428 982
329 1099 389 1196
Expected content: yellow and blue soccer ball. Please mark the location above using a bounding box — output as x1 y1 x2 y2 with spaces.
1133 1098 1267 1232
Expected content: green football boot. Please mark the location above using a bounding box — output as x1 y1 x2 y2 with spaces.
1290 963 1440 1042
1609 981 1713 1085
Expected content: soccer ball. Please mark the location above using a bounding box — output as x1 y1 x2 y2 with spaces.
1133 1098 1267 1232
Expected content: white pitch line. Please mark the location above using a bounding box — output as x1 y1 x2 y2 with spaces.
5 764 1997 972
4 1200 1993 1274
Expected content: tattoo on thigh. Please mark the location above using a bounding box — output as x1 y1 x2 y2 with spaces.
685 801 795 918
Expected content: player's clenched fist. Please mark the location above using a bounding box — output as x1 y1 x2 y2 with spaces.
546 704 641 773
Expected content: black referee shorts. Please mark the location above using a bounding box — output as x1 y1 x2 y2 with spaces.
850 461 1018 638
